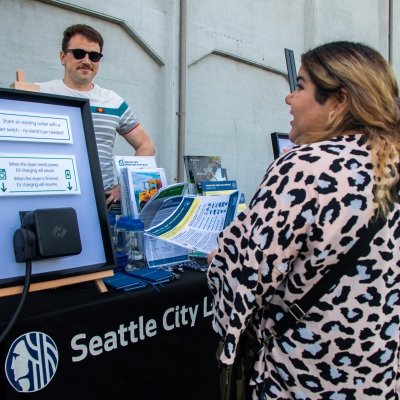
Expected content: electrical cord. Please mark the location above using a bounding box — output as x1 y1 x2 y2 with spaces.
0 260 32 345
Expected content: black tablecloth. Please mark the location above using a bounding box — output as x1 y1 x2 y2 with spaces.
0 270 220 399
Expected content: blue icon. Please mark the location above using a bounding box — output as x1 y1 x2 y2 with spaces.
5 332 59 393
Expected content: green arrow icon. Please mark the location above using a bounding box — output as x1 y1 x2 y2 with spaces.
67 182 72 191
1 183 6 192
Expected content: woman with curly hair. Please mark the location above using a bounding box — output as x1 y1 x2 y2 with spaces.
208 41 400 399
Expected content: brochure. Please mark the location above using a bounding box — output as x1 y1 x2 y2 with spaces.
193 167 228 193
114 155 157 216
126 167 167 218
201 180 238 195
145 191 240 254
183 155 223 194
139 182 188 229
201 180 246 213
143 194 191 268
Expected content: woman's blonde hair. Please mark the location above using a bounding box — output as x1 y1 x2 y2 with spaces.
298 41 400 218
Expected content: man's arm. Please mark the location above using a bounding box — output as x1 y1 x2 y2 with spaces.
122 124 155 156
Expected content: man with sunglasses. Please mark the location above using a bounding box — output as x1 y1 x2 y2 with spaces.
37 24 155 206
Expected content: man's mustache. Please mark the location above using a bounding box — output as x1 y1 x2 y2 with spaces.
77 64 93 71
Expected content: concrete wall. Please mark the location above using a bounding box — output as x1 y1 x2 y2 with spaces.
0 0 397 203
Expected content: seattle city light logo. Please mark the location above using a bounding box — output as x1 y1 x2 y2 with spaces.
5 332 59 393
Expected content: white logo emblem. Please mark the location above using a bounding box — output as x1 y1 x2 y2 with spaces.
5 332 59 393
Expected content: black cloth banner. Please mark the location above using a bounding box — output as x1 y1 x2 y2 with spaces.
0 270 219 399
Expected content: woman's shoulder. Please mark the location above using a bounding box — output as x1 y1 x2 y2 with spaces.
252 133 373 210
269 134 369 176
280 134 366 160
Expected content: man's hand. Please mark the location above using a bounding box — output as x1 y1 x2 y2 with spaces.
105 184 120 206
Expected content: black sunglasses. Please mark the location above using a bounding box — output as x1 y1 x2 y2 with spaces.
64 49 103 63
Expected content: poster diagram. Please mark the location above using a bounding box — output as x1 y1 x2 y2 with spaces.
0 154 80 196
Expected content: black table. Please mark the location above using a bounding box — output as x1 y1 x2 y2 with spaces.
0 270 220 399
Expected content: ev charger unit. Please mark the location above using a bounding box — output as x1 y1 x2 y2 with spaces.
13 207 82 262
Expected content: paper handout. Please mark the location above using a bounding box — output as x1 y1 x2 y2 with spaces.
126 168 167 218
114 155 157 216
144 191 240 254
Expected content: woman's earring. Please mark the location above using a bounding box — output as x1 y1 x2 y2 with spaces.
328 111 334 122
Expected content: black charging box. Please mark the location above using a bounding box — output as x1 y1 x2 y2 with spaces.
22 207 82 259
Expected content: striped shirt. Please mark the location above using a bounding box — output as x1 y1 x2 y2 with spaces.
37 79 139 190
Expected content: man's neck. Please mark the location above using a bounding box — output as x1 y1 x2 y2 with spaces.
62 78 94 92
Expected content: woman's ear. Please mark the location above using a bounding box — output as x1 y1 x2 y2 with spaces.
334 87 350 112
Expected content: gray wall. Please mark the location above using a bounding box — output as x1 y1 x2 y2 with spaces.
0 0 398 203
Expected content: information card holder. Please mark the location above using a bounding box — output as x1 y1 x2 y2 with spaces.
1 79 116 296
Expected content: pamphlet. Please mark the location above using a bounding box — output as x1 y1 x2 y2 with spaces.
145 191 240 254
183 155 225 194
201 180 246 213
114 155 157 216
125 167 167 218
201 180 238 195
193 167 228 192
143 194 191 268
139 182 188 229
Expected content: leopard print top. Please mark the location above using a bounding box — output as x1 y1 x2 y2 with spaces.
207 134 400 399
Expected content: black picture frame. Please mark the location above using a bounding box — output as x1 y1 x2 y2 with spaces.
0 88 116 288
284 48 297 93
270 132 292 159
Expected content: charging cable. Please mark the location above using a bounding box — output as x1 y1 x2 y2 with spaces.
0 228 36 345
0 260 32 344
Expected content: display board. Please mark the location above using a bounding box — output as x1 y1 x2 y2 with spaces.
270 132 292 159
0 88 115 288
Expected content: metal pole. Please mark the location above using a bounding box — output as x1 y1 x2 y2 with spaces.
389 0 393 65
177 0 187 182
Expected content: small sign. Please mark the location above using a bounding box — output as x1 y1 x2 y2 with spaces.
0 110 72 143
0 154 80 196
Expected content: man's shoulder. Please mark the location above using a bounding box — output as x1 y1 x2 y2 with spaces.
36 79 64 94
36 80 126 109
90 84 128 109
92 84 123 102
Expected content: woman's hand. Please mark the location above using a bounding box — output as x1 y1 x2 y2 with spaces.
207 249 218 265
